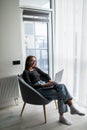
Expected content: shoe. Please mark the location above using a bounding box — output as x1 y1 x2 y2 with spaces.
59 116 72 125
71 109 85 116
70 105 85 116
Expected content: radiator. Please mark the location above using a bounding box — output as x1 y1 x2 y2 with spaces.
0 75 19 107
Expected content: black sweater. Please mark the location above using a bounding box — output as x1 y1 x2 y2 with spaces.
23 67 51 89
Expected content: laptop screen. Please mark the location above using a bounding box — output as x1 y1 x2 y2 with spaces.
55 69 64 83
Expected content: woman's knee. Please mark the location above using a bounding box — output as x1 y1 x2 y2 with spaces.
58 84 66 89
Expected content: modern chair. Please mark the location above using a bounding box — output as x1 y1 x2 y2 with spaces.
18 75 52 123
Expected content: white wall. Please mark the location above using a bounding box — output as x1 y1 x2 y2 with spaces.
0 0 23 78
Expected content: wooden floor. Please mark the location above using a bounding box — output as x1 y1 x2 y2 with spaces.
0 101 87 130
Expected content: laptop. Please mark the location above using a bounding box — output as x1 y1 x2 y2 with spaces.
55 69 64 84
42 69 64 89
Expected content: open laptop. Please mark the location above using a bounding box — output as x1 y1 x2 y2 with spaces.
42 69 64 89
55 69 64 84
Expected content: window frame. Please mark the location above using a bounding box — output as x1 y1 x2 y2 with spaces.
21 7 54 78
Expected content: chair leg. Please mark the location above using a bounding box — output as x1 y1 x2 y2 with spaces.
54 100 58 109
43 105 47 123
20 102 26 117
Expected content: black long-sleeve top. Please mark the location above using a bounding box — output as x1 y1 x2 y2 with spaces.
23 67 51 89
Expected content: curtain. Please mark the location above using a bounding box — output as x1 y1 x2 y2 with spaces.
54 0 87 107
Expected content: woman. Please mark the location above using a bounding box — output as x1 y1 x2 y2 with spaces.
23 55 85 125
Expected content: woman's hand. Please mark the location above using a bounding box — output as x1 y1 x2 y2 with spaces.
49 80 55 83
42 81 54 87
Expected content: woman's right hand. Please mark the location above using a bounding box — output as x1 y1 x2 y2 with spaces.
42 81 54 87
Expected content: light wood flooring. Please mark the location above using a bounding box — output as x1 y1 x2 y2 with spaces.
0 101 87 130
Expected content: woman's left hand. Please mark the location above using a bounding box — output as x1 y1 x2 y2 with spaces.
49 80 55 84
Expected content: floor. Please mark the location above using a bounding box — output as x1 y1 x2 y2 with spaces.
0 101 87 130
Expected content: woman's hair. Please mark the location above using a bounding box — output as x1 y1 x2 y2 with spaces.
25 55 36 70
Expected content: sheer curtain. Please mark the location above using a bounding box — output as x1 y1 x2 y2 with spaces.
54 0 87 107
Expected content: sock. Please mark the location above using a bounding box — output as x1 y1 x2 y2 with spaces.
59 115 72 125
70 104 85 116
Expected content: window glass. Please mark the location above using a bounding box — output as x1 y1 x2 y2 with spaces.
19 0 50 9
24 21 48 73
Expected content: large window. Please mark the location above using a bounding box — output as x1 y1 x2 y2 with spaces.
23 10 52 73
24 21 48 72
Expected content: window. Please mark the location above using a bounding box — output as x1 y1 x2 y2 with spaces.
19 0 50 9
23 10 52 73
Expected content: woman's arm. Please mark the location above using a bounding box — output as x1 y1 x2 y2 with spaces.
36 67 51 82
23 70 54 88
23 70 42 89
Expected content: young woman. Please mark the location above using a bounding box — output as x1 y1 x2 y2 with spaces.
23 55 85 125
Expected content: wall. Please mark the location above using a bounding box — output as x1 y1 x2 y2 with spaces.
0 0 23 78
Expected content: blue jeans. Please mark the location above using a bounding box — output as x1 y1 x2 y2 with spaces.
36 81 72 113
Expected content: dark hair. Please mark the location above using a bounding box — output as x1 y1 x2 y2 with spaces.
25 55 36 70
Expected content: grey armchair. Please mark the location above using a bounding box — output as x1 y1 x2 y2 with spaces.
18 75 51 123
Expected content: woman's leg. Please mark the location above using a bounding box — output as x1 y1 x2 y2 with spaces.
53 83 72 103
58 100 72 125
54 83 85 125
59 113 72 125
37 85 85 125
58 99 85 125
66 99 85 115
55 83 85 116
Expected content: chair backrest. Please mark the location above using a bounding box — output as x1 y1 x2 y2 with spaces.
18 75 50 105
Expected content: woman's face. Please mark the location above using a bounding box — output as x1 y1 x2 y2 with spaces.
30 57 37 68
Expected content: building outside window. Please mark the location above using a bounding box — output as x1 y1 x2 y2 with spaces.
24 21 48 73
20 0 54 76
